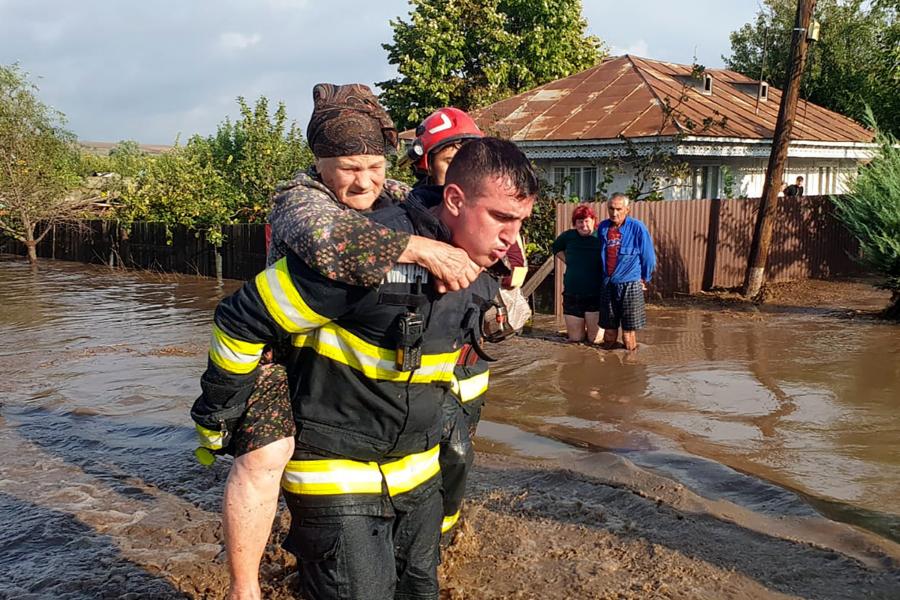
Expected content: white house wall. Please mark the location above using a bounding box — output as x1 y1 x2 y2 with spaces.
534 156 859 201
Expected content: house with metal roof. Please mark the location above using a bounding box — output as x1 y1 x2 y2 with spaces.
470 55 875 200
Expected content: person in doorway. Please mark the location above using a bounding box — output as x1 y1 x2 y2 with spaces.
598 193 656 352
195 84 484 600
192 137 538 599
783 176 804 198
551 203 603 343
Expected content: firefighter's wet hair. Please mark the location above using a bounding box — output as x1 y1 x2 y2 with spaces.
445 137 538 201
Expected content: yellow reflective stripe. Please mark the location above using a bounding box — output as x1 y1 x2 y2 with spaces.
441 510 461 533
508 266 528 288
282 458 384 495
281 446 440 497
208 324 264 374
292 323 459 384
450 369 490 403
381 445 440 496
255 258 330 333
195 424 224 450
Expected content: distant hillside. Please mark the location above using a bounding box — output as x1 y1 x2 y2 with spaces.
79 140 172 156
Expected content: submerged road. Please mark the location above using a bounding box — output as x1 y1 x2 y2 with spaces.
1 256 898 598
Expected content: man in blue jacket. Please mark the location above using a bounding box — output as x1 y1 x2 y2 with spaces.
597 193 656 351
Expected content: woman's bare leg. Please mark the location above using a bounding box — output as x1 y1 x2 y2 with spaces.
223 436 294 600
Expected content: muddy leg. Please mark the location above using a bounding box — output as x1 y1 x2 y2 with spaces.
564 315 586 342
601 328 619 349
584 312 601 344
223 436 294 600
622 330 638 351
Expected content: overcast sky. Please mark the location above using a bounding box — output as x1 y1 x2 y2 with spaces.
0 0 762 145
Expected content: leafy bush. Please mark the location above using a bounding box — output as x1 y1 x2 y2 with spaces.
120 141 244 245
832 112 900 318
201 96 313 221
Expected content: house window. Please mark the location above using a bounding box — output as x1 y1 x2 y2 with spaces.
702 73 713 95
759 82 768 102
692 166 720 199
553 165 598 200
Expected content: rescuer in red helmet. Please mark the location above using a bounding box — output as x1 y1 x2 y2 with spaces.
403 108 532 541
404 106 484 186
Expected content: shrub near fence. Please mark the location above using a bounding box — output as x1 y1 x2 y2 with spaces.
554 195 861 319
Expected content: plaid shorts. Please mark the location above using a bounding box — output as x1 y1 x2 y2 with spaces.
599 280 646 331
232 362 296 457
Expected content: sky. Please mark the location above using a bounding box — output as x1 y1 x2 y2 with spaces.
0 0 763 145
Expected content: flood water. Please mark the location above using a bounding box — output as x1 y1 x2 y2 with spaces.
1 256 898 596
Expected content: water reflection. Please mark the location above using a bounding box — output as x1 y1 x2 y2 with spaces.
488 308 900 535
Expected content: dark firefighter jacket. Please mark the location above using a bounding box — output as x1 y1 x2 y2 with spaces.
191 188 499 493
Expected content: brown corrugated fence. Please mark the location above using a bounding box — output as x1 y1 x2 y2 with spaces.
554 195 860 320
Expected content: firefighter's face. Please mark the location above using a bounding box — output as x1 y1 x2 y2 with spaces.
443 175 534 267
427 143 461 186
316 155 386 210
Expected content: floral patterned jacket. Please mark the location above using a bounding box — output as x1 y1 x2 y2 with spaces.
267 169 412 287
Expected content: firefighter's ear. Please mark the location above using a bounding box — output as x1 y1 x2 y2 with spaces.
443 183 465 217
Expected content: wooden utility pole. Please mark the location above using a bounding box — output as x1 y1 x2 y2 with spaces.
743 0 817 299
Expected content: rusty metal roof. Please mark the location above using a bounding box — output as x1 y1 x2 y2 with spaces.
469 55 873 144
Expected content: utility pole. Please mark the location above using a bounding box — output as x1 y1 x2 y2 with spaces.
743 0 817 299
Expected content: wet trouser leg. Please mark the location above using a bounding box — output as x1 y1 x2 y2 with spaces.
394 489 443 600
439 395 474 530
284 487 442 600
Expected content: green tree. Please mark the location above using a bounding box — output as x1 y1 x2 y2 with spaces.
113 96 313 237
119 139 243 246
521 177 567 262
725 0 899 136
107 140 150 177
831 111 900 319
77 140 151 213
0 64 86 263
379 0 605 129
202 96 313 220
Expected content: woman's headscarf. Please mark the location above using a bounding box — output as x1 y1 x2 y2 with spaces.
306 83 398 158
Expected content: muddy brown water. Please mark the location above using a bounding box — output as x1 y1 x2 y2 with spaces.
1 256 898 598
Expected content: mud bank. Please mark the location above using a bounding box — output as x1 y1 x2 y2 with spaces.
438 452 900 600
194 450 900 599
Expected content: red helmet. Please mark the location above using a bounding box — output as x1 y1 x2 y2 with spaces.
406 107 483 173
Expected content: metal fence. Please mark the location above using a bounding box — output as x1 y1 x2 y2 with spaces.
554 195 860 319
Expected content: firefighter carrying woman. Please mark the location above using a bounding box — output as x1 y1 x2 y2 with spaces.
191 83 533 600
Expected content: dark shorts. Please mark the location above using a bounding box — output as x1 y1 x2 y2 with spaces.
232 362 295 457
599 280 646 331
562 293 601 318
